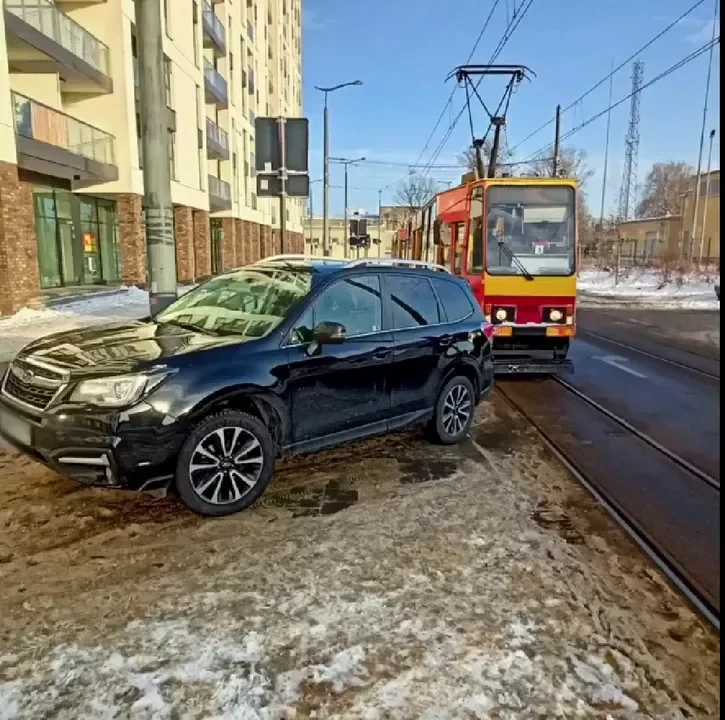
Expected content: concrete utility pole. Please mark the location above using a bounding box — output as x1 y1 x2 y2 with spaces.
378 189 382 257
698 128 716 267
688 0 719 265
137 0 177 313
552 104 561 178
314 81 362 256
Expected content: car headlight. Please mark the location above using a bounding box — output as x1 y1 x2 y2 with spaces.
548 309 564 322
70 373 166 408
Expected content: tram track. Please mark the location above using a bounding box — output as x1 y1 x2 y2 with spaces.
577 329 720 381
496 379 720 631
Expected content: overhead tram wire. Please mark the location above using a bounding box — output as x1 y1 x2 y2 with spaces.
521 36 721 164
508 0 707 155
409 0 503 171
417 0 536 176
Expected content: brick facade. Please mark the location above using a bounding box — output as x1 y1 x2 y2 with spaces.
117 194 146 286
234 219 245 266
0 161 40 316
192 209 211 279
174 205 195 284
221 217 236 271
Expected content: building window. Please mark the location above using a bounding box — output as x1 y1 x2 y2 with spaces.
199 147 206 190
169 130 177 180
164 0 172 37
164 56 173 109
192 1 200 67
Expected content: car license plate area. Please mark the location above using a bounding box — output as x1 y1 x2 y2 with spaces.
0 407 33 447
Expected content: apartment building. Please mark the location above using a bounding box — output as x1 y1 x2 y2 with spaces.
0 0 304 316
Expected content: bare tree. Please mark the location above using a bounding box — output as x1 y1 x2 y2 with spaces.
525 146 595 189
457 142 512 177
394 173 438 212
636 162 693 218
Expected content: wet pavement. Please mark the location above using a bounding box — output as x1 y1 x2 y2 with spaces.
577 307 720 376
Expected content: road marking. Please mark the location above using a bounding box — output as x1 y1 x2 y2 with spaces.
627 318 653 326
592 354 648 378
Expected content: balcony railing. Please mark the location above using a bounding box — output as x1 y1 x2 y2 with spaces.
12 92 116 165
208 174 231 207
247 20 253 41
4 0 110 75
205 117 229 157
201 0 226 53
203 58 228 106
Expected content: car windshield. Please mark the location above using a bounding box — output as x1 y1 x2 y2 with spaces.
156 267 313 338
486 185 576 276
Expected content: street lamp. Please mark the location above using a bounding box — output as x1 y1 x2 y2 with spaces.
330 156 365 258
314 80 363 256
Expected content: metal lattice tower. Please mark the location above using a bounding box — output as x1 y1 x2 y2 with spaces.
617 60 644 221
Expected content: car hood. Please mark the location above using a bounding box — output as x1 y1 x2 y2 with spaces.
17 319 251 377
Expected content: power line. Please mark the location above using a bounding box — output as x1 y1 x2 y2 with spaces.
522 37 721 163
409 0 503 171
508 0 707 154
418 0 535 176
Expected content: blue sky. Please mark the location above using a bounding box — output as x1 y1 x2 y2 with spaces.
301 0 720 217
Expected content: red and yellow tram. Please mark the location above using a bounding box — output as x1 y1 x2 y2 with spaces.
395 177 578 374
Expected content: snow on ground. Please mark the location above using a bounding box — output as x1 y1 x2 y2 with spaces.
0 400 719 718
0 286 195 364
578 268 720 309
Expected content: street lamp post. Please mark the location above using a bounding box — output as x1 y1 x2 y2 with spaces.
331 157 365 258
314 81 363 256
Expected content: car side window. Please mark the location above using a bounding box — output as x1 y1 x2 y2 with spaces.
389 275 440 328
291 275 383 343
432 278 474 322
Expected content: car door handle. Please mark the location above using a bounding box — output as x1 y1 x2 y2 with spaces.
372 348 391 360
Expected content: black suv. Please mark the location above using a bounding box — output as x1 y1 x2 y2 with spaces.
0 257 494 516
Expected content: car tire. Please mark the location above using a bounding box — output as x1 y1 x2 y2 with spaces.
175 410 275 517
426 375 476 445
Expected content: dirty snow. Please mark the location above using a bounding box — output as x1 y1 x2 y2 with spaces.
0 285 195 364
0 398 719 718
578 269 720 309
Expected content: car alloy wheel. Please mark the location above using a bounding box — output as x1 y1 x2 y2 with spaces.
441 383 472 438
189 426 264 505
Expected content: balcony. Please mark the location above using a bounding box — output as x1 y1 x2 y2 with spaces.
4 0 112 93
201 0 226 55
12 92 118 184
208 175 231 211
206 117 229 160
203 58 228 108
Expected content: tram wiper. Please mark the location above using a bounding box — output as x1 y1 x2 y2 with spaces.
497 241 534 281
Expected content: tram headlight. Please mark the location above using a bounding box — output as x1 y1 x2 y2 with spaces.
495 308 509 322
548 308 564 322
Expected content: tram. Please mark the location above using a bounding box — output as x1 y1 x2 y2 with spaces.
397 177 578 374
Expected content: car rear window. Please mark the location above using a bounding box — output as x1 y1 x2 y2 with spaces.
432 278 474 322
388 275 440 328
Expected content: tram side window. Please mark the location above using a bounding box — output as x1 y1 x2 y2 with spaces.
468 187 484 274
454 223 464 275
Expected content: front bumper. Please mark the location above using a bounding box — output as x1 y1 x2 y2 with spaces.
0 392 182 492
491 324 573 375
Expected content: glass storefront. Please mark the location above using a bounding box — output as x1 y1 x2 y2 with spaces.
32 186 122 289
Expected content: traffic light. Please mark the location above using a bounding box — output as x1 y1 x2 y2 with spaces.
349 217 368 238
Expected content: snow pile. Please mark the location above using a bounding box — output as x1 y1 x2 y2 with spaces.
578 268 720 308
0 285 196 363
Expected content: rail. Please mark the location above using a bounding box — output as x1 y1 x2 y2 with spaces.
347 258 451 273
12 92 116 165
208 174 231 202
201 0 226 50
205 117 229 154
5 0 110 74
497 380 720 629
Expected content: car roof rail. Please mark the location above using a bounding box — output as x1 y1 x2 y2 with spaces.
255 254 342 265
346 257 451 273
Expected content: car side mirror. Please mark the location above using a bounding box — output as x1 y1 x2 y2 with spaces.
313 321 346 344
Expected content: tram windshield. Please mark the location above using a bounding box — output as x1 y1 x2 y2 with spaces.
485 185 576 276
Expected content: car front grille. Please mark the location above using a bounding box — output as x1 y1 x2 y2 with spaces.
2 359 64 412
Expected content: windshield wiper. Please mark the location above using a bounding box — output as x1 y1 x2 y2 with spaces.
158 318 219 336
497 241 534 281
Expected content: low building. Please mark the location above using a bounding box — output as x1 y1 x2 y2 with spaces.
303 215 397 260
616 169 720 265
